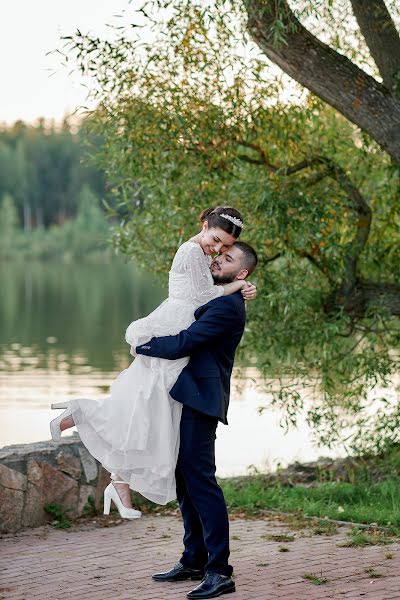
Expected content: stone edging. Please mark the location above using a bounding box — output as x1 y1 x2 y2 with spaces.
0 434 109 533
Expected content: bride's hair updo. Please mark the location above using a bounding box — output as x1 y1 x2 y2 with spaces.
199 206 243 239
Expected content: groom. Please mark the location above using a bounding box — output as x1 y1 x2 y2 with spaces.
135 241 258 599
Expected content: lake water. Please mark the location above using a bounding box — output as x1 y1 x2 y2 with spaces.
0 261 346 476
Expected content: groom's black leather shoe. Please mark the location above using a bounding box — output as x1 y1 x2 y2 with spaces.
152 562 204 582
186 573 235 598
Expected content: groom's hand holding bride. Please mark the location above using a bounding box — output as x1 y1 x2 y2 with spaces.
241 281 257 300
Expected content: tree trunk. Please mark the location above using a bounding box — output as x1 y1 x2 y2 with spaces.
246 0 400 163
35 207 44 229
23 202 32 232
350 0 400 94
326 279 400 317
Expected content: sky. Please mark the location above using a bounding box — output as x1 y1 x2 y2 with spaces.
0 1 132 125
0 1 300 127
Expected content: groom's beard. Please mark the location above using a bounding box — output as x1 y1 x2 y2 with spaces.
211 272 237 284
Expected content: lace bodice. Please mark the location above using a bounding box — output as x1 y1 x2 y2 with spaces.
125 240 224 347
168 241 224 308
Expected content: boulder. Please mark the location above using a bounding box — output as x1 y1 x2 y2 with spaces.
41 461 79 516
78 484 96 514
0 462 27 491
0 439 107 532
56 449 82 479
77 446 98 482
0 464 27 533
0 486 24 533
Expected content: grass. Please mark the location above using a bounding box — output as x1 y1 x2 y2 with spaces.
44 503 71 529
363 567 383 578
311 520 338 535
339 527 395 547
221 477 400 533
83 495 98 517
302 572 328 585
263 534 295 542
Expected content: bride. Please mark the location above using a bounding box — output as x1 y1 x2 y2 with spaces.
50 206 256 517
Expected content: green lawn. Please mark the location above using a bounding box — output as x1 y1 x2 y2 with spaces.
221 477 400 531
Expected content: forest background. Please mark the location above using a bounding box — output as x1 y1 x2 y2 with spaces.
0 118 110 260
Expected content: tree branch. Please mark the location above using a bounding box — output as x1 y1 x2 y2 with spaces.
237 140 325 173
294 249 335 284
326 160 372 291
350 0 400 94
359 280 400 315
246 0 400 163
236 142 371 288
264 252 282 263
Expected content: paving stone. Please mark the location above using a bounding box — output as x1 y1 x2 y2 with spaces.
0 515 399 599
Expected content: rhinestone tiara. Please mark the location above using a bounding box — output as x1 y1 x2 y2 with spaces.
220 213 244 229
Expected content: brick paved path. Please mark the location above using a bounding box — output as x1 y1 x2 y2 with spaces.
1 515 399 600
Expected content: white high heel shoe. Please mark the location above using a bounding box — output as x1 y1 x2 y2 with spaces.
50 405 73 442
51 401 69 409
103 481 142 519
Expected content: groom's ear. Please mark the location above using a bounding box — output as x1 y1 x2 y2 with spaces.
236 268 249 281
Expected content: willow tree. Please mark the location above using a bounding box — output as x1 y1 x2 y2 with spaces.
65 0 400 453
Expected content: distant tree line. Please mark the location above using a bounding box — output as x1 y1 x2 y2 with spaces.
0 117 107 230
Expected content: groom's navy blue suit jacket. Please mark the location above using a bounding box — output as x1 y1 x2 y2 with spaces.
135 291 246 424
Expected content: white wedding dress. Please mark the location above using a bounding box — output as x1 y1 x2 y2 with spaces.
69 241 224 504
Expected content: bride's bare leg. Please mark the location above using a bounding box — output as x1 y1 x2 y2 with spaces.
112 475 133 509
60 415 75 431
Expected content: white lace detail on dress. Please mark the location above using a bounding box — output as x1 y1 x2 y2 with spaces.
169 241 224 306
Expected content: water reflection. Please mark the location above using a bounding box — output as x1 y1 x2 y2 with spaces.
0 260 166 371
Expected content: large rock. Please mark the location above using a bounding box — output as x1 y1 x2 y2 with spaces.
27 458 42 486
95 466 110 511
56 449 82 479
77 446 98 482
78 484 96 514
22 482 45 528
41 461 79 516
0 486 24 533
0 438 107 532
22 459 45 528
0 463 27 533
0 462 27 491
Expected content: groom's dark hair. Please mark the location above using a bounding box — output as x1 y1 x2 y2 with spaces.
234 241 258 276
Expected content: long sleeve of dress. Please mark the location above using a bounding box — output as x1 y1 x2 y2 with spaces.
184 243 224 306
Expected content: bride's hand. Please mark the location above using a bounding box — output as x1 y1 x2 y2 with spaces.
241 281 257 300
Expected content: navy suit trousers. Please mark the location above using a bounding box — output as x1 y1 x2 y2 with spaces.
176 405 232 577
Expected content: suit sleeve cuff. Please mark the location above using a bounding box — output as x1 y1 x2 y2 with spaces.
135 344 152 355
